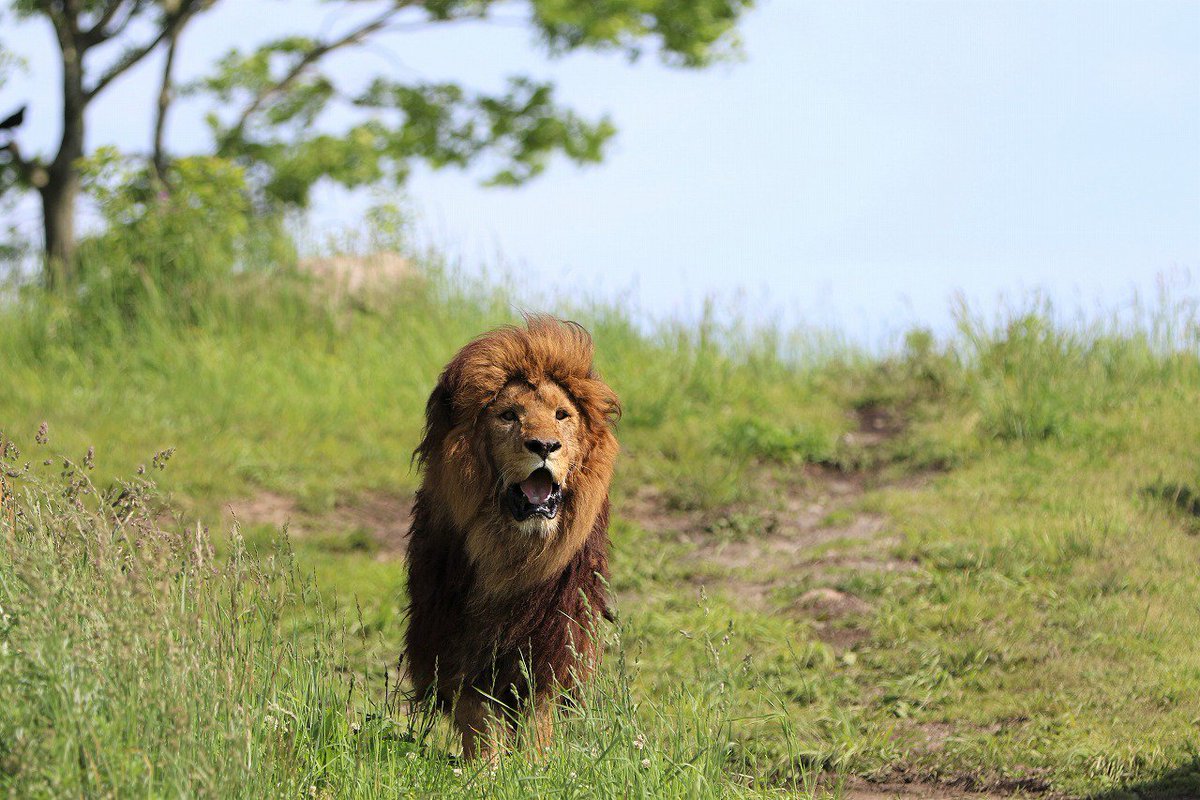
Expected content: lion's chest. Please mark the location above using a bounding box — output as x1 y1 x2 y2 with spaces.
406 528 608 704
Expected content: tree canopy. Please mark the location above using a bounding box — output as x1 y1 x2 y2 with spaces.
0 0 752 285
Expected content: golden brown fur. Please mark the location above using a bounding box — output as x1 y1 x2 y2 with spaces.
404 316 620 758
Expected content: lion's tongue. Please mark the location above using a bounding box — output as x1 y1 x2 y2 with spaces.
520 470 554 506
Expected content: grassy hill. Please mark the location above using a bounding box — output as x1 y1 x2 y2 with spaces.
1 247 1197 799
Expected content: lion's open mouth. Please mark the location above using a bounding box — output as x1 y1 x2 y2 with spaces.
504 467 562 521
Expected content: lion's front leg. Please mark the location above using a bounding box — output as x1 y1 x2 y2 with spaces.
454 694 507 762
530 700 555 756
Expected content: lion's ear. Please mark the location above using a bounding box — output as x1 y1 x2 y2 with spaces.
414 380 454 469
598 384 621 427
580 379 621 430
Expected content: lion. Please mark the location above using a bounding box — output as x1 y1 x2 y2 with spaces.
403 315 620 760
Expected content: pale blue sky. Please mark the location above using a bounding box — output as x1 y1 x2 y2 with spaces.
2 1 1198 342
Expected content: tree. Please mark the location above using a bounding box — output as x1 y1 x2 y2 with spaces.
0 0 752 289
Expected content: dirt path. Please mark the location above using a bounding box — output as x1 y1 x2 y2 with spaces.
616 408 1044 799
622 405 923 651
836 780 1031 800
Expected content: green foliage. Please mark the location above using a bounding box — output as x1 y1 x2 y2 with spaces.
70 150 295 327
1143 481 1200 528
896 326 958 398
0 43 22 89
718 417 836 464
962 312 1081 441
0 0 753 276
953 303 1182 445
528 0 753 66
181 0 751 205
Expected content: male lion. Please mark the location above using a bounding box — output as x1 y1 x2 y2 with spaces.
404 315 620 759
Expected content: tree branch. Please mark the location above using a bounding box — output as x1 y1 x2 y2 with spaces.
223 2 418 145
152 24 181 184
80 1 142 48
85 0 212 101
85 1 126 40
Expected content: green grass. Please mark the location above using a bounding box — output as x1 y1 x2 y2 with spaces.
2 236 1199 798
0 459 782 798
0 254 850 516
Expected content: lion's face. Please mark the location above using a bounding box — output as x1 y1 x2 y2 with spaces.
484 380 582 534
414 316 620 590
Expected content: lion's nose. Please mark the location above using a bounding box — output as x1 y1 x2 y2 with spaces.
524 438 561 459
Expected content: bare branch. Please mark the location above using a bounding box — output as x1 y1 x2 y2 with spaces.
80 1 143 48
224 2 418 144
85 32 171 100
104 0 145 42
85 1 126 39
85 0 213 101
153 26 181 184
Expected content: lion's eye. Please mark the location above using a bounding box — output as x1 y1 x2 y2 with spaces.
555 409 570 420
499 409 518 422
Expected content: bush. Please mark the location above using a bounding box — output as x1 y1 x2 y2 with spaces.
73 151 294 327
969 313 1079 441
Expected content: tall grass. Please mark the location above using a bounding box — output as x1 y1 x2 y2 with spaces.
951 289 1200 444
0 440 343 796
0 435 793 798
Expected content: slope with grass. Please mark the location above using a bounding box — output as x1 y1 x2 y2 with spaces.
1 248 1198 798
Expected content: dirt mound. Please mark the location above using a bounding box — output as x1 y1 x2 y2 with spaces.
795 587 872 619
297 251 417 301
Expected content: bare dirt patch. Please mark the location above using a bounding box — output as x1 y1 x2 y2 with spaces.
297 250 418 301
225 490 299 529
827 761 1054 800
661 460 917 625
224 490 413 556
694 511 887 572
621 483 695 537
326 492 414 552
834 777 1031 799
847 403 907 448
796 587 873 619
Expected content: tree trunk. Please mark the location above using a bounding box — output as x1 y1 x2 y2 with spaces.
42 26 87 290
39 176 78 290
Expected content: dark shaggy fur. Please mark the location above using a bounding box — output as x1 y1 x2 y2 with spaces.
404 499 611 709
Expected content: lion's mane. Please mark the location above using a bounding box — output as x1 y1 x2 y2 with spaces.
404 316 620 713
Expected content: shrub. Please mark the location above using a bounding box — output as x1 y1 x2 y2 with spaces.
953 306 1090 443
73 151 294 327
